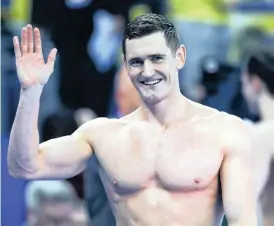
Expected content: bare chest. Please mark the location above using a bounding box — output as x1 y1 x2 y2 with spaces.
95 122 223 193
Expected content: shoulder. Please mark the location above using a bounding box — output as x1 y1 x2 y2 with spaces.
188 101 220 121
217 113 252 156
199 106 247 131
189 102 232 126
189 101 247 129
77 117 113 132
75 117 128 140
222 113 248 134
191 105 252 155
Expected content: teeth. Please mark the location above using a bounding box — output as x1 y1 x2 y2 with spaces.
143 79 161 85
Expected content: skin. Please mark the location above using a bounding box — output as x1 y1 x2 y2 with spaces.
8 24 257 226
241 72 274 226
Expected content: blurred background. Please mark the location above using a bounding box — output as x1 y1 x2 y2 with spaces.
1 0 274 225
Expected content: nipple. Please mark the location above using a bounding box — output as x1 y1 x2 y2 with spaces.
194 178 201 184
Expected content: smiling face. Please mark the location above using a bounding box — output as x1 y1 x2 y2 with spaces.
125 32 185 104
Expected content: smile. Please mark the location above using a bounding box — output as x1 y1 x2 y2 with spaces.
140 79 162 85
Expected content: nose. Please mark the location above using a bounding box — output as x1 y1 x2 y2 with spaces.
142 60 155 78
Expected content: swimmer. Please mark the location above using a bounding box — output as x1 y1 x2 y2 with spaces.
8 13 257 226
241 50 274 226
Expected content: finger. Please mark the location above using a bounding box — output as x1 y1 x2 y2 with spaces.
27 24 34 53
46 48 57 71
13 36 22 60
21 27 28 55
34 27 43 56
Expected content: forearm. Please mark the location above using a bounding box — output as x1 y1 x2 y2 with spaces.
8 85 43 175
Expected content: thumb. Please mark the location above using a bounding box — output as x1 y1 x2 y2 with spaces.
46 48 57 71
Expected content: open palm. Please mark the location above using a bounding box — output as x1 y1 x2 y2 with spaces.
13 25 57 88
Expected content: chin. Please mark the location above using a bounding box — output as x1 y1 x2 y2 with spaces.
137 85 172 105
141 93 167 105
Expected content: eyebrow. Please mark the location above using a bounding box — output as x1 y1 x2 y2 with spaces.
128 54 166 63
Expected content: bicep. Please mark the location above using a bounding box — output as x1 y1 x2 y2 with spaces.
220 116 258 225
221 131 257 224
31 133 92 179
221 153 252 221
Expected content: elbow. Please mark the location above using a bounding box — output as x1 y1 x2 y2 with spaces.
8 160 38 179
8 166 27 179
8 167 38 179
8 168 24 179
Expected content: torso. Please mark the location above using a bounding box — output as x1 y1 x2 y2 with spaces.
89 105 227 226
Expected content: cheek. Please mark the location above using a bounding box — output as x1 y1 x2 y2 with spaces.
163 60 176 74
160 63 170 72
154 62 172 78
127 68 140 80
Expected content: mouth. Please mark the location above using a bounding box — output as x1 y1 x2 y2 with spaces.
140 79 162 86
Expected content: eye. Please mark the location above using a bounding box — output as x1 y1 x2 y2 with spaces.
151 56 164 63
130 59 143 67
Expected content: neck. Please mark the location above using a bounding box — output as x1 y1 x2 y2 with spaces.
139 89 188 126
258 91 274 121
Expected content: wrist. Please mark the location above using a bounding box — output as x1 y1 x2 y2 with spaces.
20 84 44 99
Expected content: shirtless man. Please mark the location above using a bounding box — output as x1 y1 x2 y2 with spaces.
8 13 257 226
241 50 274 226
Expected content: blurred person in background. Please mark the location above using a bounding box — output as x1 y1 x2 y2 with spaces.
196 26 270 119
241 49 274 226
169 0 230 101
71 201 90 226
227 0 274 65
24 180 88 226
115 63 141 116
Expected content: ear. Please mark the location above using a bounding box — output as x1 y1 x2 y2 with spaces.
251 75 262 93
176 45 186 69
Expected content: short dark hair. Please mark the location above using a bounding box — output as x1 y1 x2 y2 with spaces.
245 49 274 95
122 13 180 58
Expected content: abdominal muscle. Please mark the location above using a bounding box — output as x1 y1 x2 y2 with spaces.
109 186 223 226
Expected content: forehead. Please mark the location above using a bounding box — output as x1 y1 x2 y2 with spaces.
125 32 172 58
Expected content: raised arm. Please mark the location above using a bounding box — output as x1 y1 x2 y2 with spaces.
221 117 258 226
7 25 93 180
